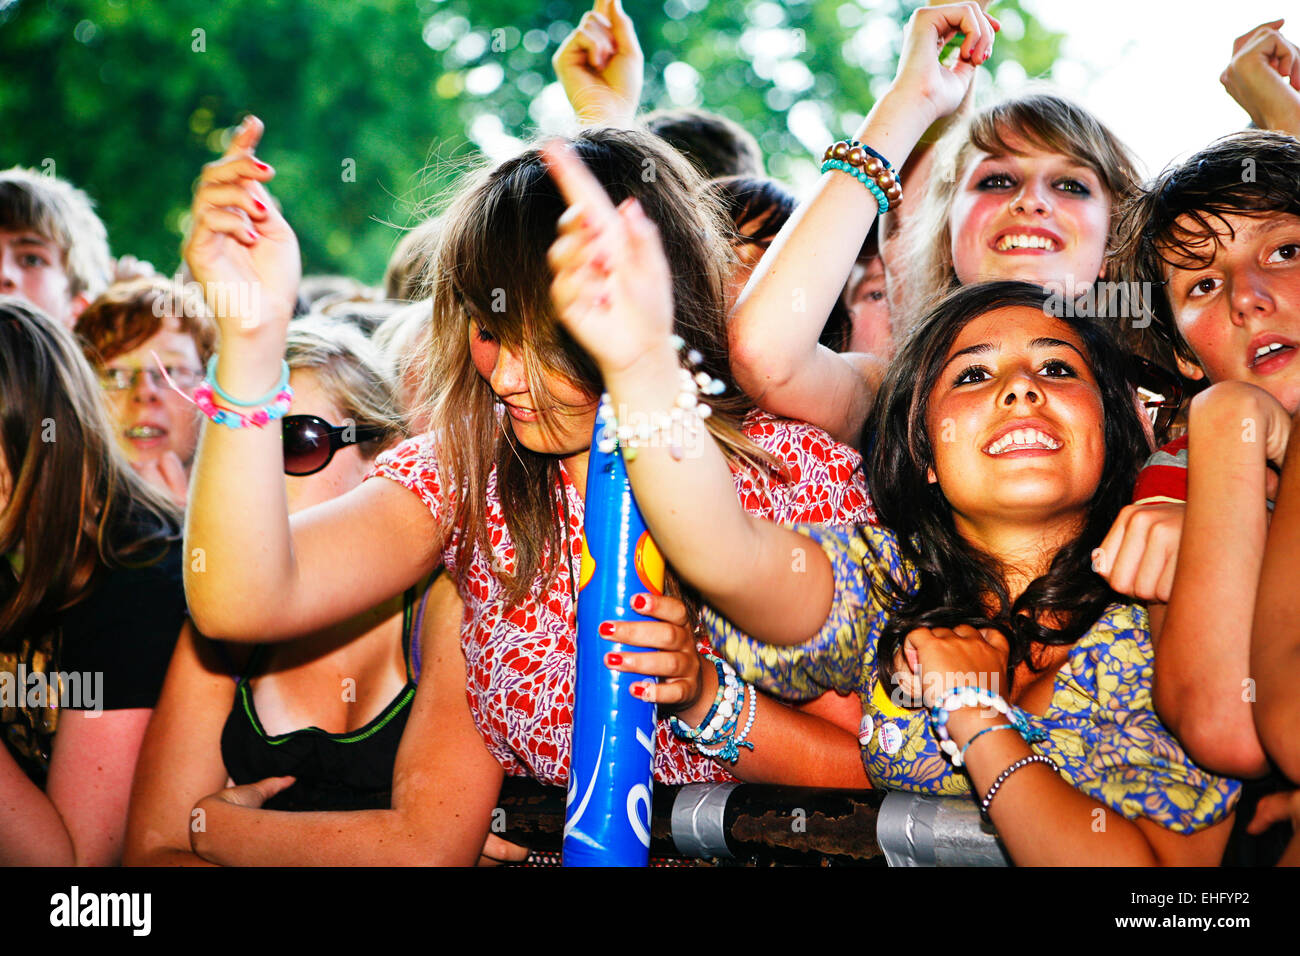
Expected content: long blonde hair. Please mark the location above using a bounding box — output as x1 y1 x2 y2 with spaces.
899 90 1141 330
419 128 774 605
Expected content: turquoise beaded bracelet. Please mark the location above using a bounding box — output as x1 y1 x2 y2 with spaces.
821 158 890 214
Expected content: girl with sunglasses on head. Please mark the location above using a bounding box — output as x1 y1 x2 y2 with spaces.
126 316 428 863
0 297 185 866
167 117 872 865
544 131 1240 862
728 3 1143 451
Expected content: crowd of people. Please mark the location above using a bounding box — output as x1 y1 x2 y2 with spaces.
3 0 1300 867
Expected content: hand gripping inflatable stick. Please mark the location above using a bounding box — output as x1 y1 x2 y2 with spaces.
563 419 667 866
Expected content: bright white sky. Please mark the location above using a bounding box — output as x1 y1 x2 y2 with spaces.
1020 0 1292 177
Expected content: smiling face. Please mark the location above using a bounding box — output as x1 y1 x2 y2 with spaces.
100 316 204 469
0 229 83 327
467 318 598 456
948 140 1112 293
1163 211 1300 414
924 306 1106 537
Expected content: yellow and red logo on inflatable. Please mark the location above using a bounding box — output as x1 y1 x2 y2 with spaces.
576 531 665 596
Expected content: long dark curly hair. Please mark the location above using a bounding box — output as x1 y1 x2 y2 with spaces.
864 281 1151 689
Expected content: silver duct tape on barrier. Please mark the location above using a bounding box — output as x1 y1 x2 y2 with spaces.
670 782 740 859
876 790 1011 866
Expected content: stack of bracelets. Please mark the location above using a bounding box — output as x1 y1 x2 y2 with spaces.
189 355 294 428
668 655 757 764
820 140 903 215
596 333 726 462
927 685 1058 821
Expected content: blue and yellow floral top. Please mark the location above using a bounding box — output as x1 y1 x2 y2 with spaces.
701 523 1241 834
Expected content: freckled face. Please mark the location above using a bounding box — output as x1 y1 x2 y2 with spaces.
948 141 1112 293
925 307 1106 532
467 318 598 455
843 255 892 356
101 317 204 469
1163 212 1300 414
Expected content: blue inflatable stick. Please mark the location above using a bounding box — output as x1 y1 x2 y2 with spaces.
563 420 665 866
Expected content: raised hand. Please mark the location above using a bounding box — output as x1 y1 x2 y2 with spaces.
543 140 674 378
553 0 644 127
890 2 1000 127
1221 19 1300 135
182 115 301 341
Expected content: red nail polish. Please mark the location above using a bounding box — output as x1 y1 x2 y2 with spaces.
630 684 644 698
599 621 616 637
253 199 267 213
631 594 648 612
606 652 623 666
254 160 271 172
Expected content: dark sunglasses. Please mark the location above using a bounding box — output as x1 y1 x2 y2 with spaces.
1127 356 1184 441
282 415 385 476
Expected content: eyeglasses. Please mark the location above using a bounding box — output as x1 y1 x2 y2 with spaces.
1128 355 1184 440
282 414 385 476
99 366 203 391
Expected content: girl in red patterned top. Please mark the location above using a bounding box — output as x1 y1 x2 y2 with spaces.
178 118 871 864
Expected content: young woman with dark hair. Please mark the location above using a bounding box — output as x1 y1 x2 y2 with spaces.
543 133 1240 862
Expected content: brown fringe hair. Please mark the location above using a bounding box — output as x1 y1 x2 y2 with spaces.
75 275 216 366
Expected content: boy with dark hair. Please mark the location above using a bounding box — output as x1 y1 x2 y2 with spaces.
0 166 112 328
1099 129 1300 862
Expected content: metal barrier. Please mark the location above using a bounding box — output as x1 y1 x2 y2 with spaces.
496 778 1010 866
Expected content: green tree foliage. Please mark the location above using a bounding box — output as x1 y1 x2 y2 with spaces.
0 0 1060 282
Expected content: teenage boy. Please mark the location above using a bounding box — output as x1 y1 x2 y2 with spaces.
0 166 112 328
1097 131 1300 864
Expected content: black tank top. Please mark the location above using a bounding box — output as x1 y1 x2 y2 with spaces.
219 587 424 812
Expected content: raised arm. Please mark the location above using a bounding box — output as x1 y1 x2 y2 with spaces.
728 2 998 445
1221 19 1300 136
542 141 834 645
1252 407 1300 783
1154 382 1288 778
553 0 643 128
181 117 443 641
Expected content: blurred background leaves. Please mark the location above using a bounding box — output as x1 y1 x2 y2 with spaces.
0 0 1059 281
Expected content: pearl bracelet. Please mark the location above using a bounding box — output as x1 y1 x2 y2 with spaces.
596 335 725 462
669 655 740 742
693 679 756 764
928 686 1044 768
